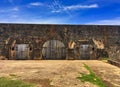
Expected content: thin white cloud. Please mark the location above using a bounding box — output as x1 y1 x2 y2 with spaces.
87 17 120 25
0 7 19 13
0 7 20 14
63 4 98 10
11 7 19 11
0 9 6 13
51 10 61 13
0 16 68 24
50 0 72 16
8 0 14 3
50 0 64 13
11 14 19 18
50 3 99 13
29 2 43 6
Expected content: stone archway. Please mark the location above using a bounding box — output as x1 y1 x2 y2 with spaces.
42 40 66 60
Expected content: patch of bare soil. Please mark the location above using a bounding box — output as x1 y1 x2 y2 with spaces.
0 60 120 87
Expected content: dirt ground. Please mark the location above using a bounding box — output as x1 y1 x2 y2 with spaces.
0 60 120 87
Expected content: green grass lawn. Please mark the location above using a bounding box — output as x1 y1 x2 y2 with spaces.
77 64 106 87
0 77 35 87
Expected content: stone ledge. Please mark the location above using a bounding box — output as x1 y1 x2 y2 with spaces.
108 59 120 67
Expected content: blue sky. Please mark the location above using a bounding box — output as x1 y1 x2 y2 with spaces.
0 0 120 25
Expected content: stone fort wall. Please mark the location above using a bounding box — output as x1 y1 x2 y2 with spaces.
0 23 119 60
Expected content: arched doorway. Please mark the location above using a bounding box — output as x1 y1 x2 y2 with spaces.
42 40 66 60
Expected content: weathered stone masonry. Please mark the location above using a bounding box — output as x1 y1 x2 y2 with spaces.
0 23 119 61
